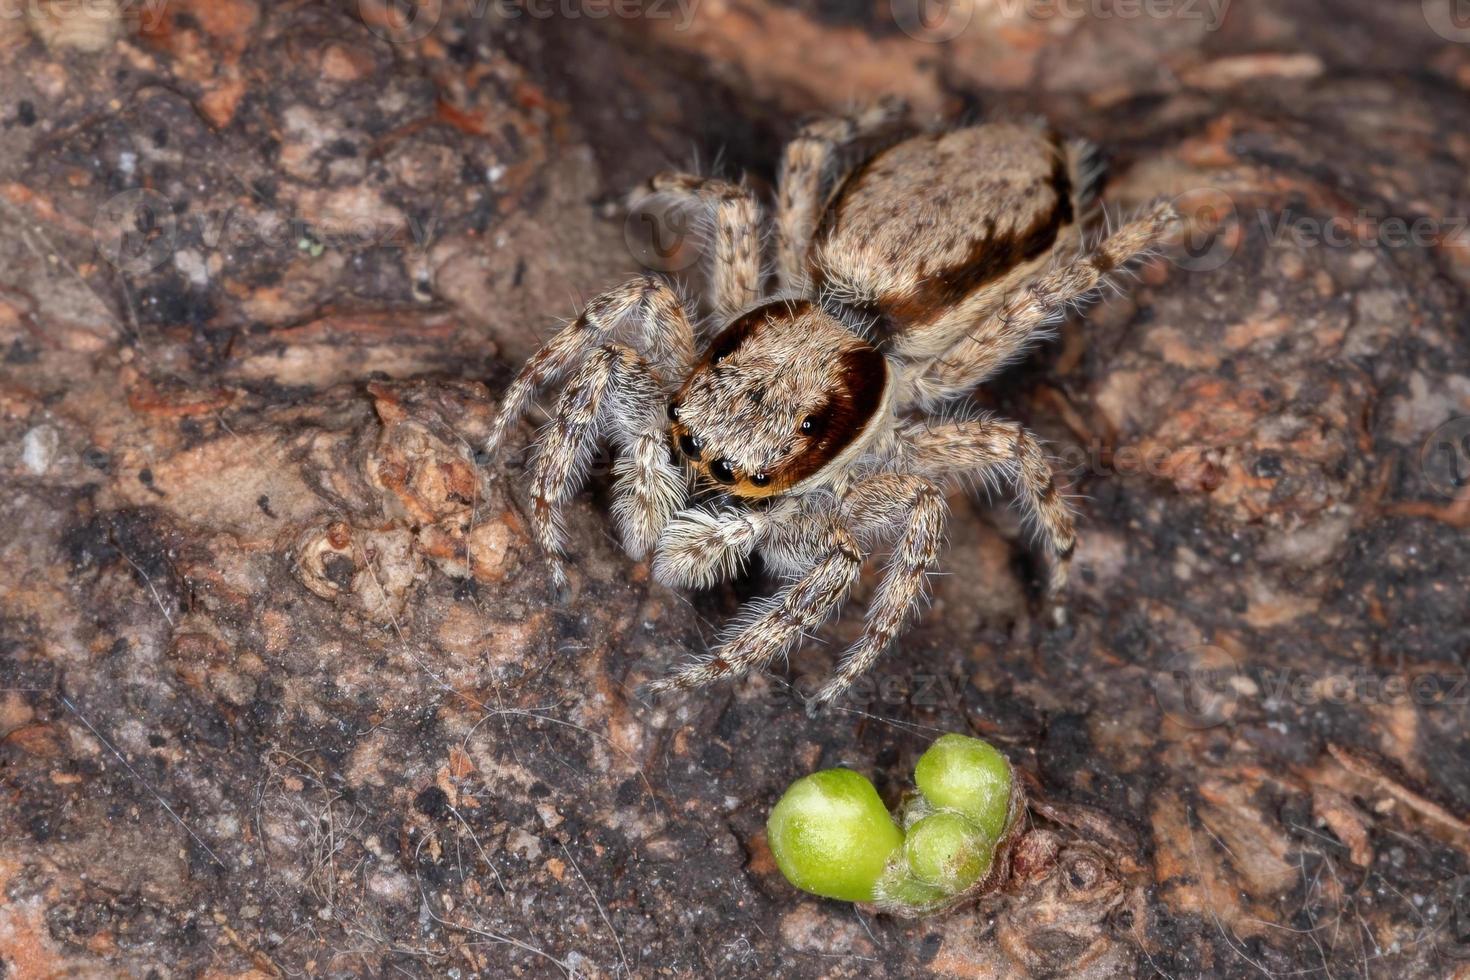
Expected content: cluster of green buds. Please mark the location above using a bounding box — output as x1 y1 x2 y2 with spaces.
766 734 1022 917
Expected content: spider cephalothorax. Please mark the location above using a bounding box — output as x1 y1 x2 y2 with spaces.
669 300 891 500
483 102 1176 704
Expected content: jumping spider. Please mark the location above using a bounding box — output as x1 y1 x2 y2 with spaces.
484 103 1176 704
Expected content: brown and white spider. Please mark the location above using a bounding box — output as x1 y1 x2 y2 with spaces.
482 102 1176 704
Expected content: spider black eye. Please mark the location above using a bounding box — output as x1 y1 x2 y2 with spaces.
710 458 736 485
678 433 702 461
750 472 771 487
708 329 746 364
800 415 826 436
667 402 679 421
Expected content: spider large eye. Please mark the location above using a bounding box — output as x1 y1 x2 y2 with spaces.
800 415 826 437
750 472 771 487
709 335 741 364
710 458 736 485
678 433 702 461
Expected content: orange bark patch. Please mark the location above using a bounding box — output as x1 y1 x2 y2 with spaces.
127 376 236 417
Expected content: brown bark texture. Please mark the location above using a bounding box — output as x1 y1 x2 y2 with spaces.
1 0 1469 977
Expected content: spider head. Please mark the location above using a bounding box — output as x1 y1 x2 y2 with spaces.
668 299 890 499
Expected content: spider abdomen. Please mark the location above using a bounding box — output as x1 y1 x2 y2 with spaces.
812 123 1085 349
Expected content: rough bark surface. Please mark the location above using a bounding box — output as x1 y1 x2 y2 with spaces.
1 1 1469 977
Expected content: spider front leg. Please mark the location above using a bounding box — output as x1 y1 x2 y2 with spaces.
812 474 948 705
647 517 863 696
651 498 803 591
529 344 685 591
907 201 1178 408
630 174 763 319
483 275 694 458
775 98 909 291
896 416 1076 592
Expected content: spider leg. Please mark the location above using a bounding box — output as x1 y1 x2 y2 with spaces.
907 201 1178 408
812 474 947 704
631 173 764 319
483 274 695 458
775 98 909 292
529 344 685 589
651 498 803 591
896 416 1076 592
648 519 863 695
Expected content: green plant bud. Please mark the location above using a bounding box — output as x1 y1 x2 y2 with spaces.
903 812 993 891
767 768 904 902
897 791 935 831
874 863 950 912
913 734 1014 841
